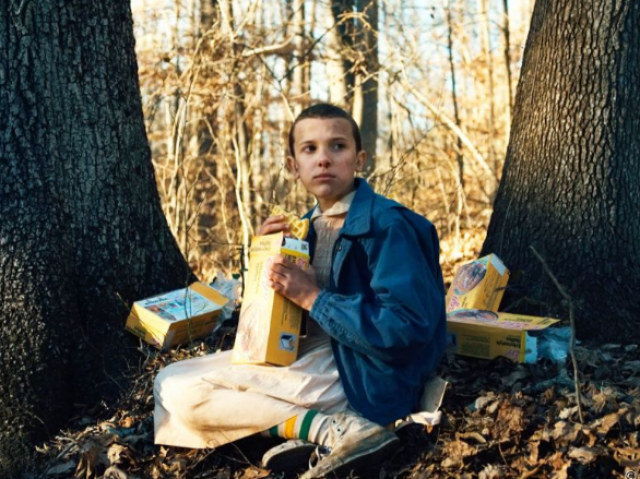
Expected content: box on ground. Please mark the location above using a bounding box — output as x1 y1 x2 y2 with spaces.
232 233 310 366
446 254 509 313
446 309 560 363
125 282 229 350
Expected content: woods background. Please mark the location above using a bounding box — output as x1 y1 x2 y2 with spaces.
4 1 639 476
130 0 534 281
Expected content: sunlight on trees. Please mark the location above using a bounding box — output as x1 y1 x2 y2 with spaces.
130 0 534 281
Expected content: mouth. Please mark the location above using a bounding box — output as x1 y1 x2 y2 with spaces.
314 174 334 180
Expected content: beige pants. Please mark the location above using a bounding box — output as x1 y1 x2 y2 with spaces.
154 337 348 449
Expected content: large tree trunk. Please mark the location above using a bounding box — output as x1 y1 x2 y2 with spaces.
0 1 190 474
354 0 378 173
482 1 640 342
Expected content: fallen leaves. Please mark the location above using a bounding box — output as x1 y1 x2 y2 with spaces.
35 332 640 479
493 402 525 443
441 439 477 469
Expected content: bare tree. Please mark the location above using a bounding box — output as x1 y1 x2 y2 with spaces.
482 0 640 342
354 0 379 171
0 1 190 474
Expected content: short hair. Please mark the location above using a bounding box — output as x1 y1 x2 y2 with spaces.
288 103 362 157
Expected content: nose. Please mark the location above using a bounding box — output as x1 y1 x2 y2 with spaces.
317 147 331 168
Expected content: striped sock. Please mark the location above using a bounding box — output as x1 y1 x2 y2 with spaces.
261 410 329 442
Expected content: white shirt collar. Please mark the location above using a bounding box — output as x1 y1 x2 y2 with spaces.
310 190 357 220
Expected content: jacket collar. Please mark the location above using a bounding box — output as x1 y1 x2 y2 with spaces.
340 178 374 236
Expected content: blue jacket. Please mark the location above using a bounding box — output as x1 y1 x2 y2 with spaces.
305 179 447 425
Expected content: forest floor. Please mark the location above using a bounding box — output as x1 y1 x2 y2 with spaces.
35 321 640 479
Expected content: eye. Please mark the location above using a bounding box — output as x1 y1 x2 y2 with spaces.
332 143 346 150
301 145 316 153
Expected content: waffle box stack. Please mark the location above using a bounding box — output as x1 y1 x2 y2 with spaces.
446 310 560 363
446 254 510 313
125 282 229 350
232 233 310 366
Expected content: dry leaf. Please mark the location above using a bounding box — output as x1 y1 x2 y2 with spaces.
614 447 640 468
235 467 270 479
620 408 640 430
104 466 128 479
548 452 571 479
623 361 640 373
550 462 570 479
568 446 600 464
591 391 608 413
559 406 579 420
119 416 135 428
550 421 582 445
540 387 556 405
493 402 524 442
500 370 529 387
526 441 540 466
595 412 620 436
478 464 504 479
75 438 110 479
441 440 476 468
107 443 128 465
475 393 498 412
46 461 76 476
457 431 487 444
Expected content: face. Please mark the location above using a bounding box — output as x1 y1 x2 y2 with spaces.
287 118 366 211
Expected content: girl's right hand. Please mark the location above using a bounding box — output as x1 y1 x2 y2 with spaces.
258 215 291 236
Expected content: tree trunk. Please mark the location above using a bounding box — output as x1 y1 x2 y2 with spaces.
482 0 640 343
446 0 466 244
331 0 356 104
0 1 190 474
478 0 497 173
501 0 513 123
290 0 307 115
324 0 348 106
355 0 378 173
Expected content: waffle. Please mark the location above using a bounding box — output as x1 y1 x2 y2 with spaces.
271 205 310 240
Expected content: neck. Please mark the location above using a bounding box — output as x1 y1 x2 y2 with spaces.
318 185 356 212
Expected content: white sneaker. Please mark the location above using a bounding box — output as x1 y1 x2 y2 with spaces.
300 412 400 479
261 439 316 471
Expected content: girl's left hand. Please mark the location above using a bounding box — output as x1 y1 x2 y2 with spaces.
267 255 320 311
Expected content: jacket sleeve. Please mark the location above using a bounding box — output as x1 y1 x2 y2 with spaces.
309 215 445 365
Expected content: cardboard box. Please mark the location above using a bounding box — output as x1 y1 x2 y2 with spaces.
446 310 560 363
446 254 509 312
232 233 310 366
125 282 229 350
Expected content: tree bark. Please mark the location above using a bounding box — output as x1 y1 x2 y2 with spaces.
355 0 378 173
501 0 513 123
324 0 348 106
0 1 190 474
331 0 356 104
482 0 640 342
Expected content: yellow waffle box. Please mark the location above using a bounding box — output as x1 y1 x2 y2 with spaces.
446 310 560 363
446 254 510 313
125 282 230 350
232 233 310 366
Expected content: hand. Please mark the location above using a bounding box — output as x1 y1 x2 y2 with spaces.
258 215 290 236
268 255 320 311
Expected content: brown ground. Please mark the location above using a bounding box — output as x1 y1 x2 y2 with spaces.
34 322 640 479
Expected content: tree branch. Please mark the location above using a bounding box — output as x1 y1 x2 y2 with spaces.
529 245 584 423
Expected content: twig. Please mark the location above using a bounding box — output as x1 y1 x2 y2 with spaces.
498 441 514 471
529 246 584 423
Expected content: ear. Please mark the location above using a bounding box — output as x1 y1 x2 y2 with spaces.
286 155 300 179
355 150 367 172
